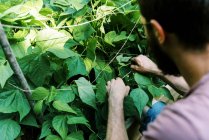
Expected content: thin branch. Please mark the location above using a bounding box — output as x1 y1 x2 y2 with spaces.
0 22 41 123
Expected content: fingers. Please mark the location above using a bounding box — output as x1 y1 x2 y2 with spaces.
132 55 144 66
131 65 147 73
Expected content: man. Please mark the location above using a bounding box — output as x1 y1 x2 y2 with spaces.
106 0 209 140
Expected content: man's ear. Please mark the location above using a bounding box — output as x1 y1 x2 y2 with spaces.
150 20 165 45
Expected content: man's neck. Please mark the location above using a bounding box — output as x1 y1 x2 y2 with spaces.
173 46 209 88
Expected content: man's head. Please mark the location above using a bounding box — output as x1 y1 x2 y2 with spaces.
139 0 209 75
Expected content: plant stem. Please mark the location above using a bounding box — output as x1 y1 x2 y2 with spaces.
0 22 41 123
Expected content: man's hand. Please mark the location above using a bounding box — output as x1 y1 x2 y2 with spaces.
106 78 130 140
131 55 189 95
131 55 162 76
107 78 130 104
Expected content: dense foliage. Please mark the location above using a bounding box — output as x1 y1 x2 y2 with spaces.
0 0 174 139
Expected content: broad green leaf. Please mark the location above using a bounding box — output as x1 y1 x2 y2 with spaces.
73 21 95 42
0 119 21 140
161 87 174 101
13 29 29 40
46 86 58 103
11 40 31 59
52 115 68 139
67 116 90 127
148 85 163 98
55 86 75 103
64 39 80 49
0 0 43 20
53 0 89 11
130 88 149 116
39 120 52 139
45 135 61 140
134 73 152 86
0 90 30 121
84 58 94 73
0 60 13 88
94 62 114 82
32 87 49 100
96 5 115 19
148 85 174 101
35 29 73 59
34 100 44 115
53 101 77 114
116 55 131 66
75 77 97 109
47 47 77 59
66 131 84 140
18 53 38 74
124 96 138 117
104 31 127 46
0 0 22 7
20 113 39 128
65 56 87 79
87 38 97 61
27 55 51 86
96 79 107 103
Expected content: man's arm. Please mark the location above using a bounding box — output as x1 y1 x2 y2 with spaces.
106 78 130 140
131 55 189 95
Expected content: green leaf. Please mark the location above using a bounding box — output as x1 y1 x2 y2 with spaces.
27 55 51 86
18 53 38 74
34 28 76 59
11 40 30 59
53 0 89 11
34 100 44 115
53 101 77 114
46 86 58 103
87 38 97 61
130 88 149 116
0 0 43 21
124 96 138 117
84 58 94 73
75 77 97 109
32 87 49 100
0 90 30 121
161 87 174 101
0 60 13 88
39 120 52 139
55 86 75 103
148 86 174 101
65 56 87 79
52 115 68 139
73 21 95 42
0 119 20 140
64 39 80 49
20 113 39 128
47 47 78 59
104 31 127 46
116 54 131 66
134 73 152 86
45 135 61 140
96 79 107 103
148 85 163 98
94 62 114 82
66 131 84 140
67 116 90 127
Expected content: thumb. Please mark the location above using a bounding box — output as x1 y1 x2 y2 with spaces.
125 86 130 96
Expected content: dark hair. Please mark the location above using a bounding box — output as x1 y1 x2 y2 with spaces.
139 0 209 49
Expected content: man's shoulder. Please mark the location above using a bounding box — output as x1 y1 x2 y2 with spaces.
142 103 198 140
142 76 209 140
